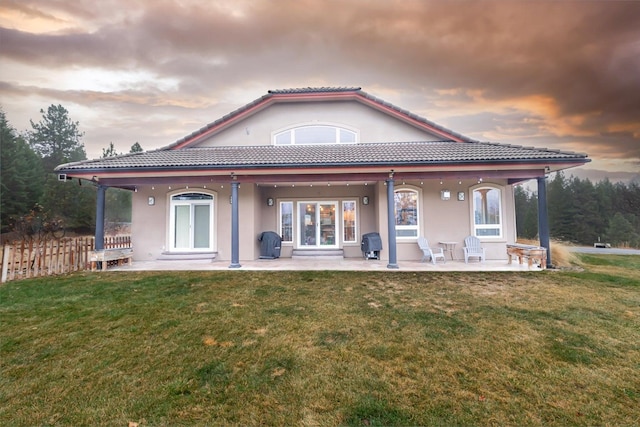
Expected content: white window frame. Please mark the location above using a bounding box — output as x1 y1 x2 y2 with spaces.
168 191 215 252
279 201 293 243
471 185 503 239
394 187 420 239
342 200 357 244
273 123 358 145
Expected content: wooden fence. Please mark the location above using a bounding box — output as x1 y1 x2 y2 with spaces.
1 235 131 283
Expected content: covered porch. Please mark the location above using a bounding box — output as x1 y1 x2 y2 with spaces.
94 169 553 268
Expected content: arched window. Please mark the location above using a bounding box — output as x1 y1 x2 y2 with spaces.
274 125 357 145
394 188 419 238
472 186 502 238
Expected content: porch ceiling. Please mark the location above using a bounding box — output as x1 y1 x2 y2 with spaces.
93 168 548 189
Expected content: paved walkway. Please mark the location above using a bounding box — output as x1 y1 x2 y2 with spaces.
109 258 542 272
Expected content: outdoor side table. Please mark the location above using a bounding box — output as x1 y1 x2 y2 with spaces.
439 241 457 260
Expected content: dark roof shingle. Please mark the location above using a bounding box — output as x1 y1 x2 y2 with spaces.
56 141 588 172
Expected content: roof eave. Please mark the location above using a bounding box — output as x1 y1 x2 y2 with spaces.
56 156 589 178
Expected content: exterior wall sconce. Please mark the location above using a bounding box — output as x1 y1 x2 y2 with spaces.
267 197 274 206
362 196 369 205
148 196 155 206
440 190 451 200
457 191 465 201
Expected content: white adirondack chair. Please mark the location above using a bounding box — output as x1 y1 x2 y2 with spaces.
463 235 486 263
417 236 446 264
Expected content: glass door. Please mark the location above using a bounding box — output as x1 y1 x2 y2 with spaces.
298 202 338 248
170 193 214 251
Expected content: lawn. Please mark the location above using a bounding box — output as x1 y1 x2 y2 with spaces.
1 255 639 426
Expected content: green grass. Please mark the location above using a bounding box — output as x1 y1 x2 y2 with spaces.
1 255 639 426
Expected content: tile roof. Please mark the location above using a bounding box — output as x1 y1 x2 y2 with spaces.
56 141 588 173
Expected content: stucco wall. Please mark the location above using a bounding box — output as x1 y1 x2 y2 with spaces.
131 185 168 260
374 179 514 262
192 102 443 147
130 179 515 262
132 180 515 261
256 183 376 259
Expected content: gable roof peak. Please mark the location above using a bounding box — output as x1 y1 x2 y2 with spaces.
268 87 362 95
167 86 475 149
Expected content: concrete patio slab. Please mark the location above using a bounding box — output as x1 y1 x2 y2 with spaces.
107 258 544 272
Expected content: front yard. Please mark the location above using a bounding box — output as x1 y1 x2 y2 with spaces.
1 255 639 426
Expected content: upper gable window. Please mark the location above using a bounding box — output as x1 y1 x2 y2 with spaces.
274 125 357 145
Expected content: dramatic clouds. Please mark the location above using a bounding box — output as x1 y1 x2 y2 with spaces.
1 0 639 178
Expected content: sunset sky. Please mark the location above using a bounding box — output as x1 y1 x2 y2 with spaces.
1 0 639 182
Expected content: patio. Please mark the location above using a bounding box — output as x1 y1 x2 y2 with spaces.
108 258 543 272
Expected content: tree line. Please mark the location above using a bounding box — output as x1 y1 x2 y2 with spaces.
515 173 640 248
1 105 141 239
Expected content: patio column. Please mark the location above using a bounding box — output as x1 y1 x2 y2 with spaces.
229 180 241 268
386 175 399 269
537 176 552 267
95 184 106 270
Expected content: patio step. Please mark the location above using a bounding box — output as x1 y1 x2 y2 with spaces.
291 249 344 260
157 252 217 261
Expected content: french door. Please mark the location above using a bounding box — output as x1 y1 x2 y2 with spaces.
298 202 338 248
170 193 214 251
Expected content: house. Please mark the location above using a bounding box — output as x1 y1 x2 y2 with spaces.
55 87 589 268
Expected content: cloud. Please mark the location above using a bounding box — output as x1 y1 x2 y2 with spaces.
0 0 638 173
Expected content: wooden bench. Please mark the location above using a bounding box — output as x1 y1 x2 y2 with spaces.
506 244 547 269
90 248 133 271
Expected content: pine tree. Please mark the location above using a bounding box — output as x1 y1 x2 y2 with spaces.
514 185 538 239
102 143 132 231
28 104 86 172
547 172 574 242
568 177 602 244
606 212 638 247
28 105 94 232
130 142 143 153
0 110 44 232
102 142 120 158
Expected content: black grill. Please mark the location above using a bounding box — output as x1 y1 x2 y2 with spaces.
258 231 282 259
361 232 382 260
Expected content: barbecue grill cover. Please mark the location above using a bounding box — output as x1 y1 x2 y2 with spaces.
258 231 282 259
361 232 382 252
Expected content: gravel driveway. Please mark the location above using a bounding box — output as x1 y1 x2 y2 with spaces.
569 246 640 255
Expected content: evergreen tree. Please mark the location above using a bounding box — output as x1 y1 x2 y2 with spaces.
102 142 120 158
546 172 574 242
130 142 143 153
595 178 615 237
0 110 44 232
568 177 602 244
102 143 132 231
606 212 638 247
28 104 86 172
514 185 538 239
28 105 95 232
